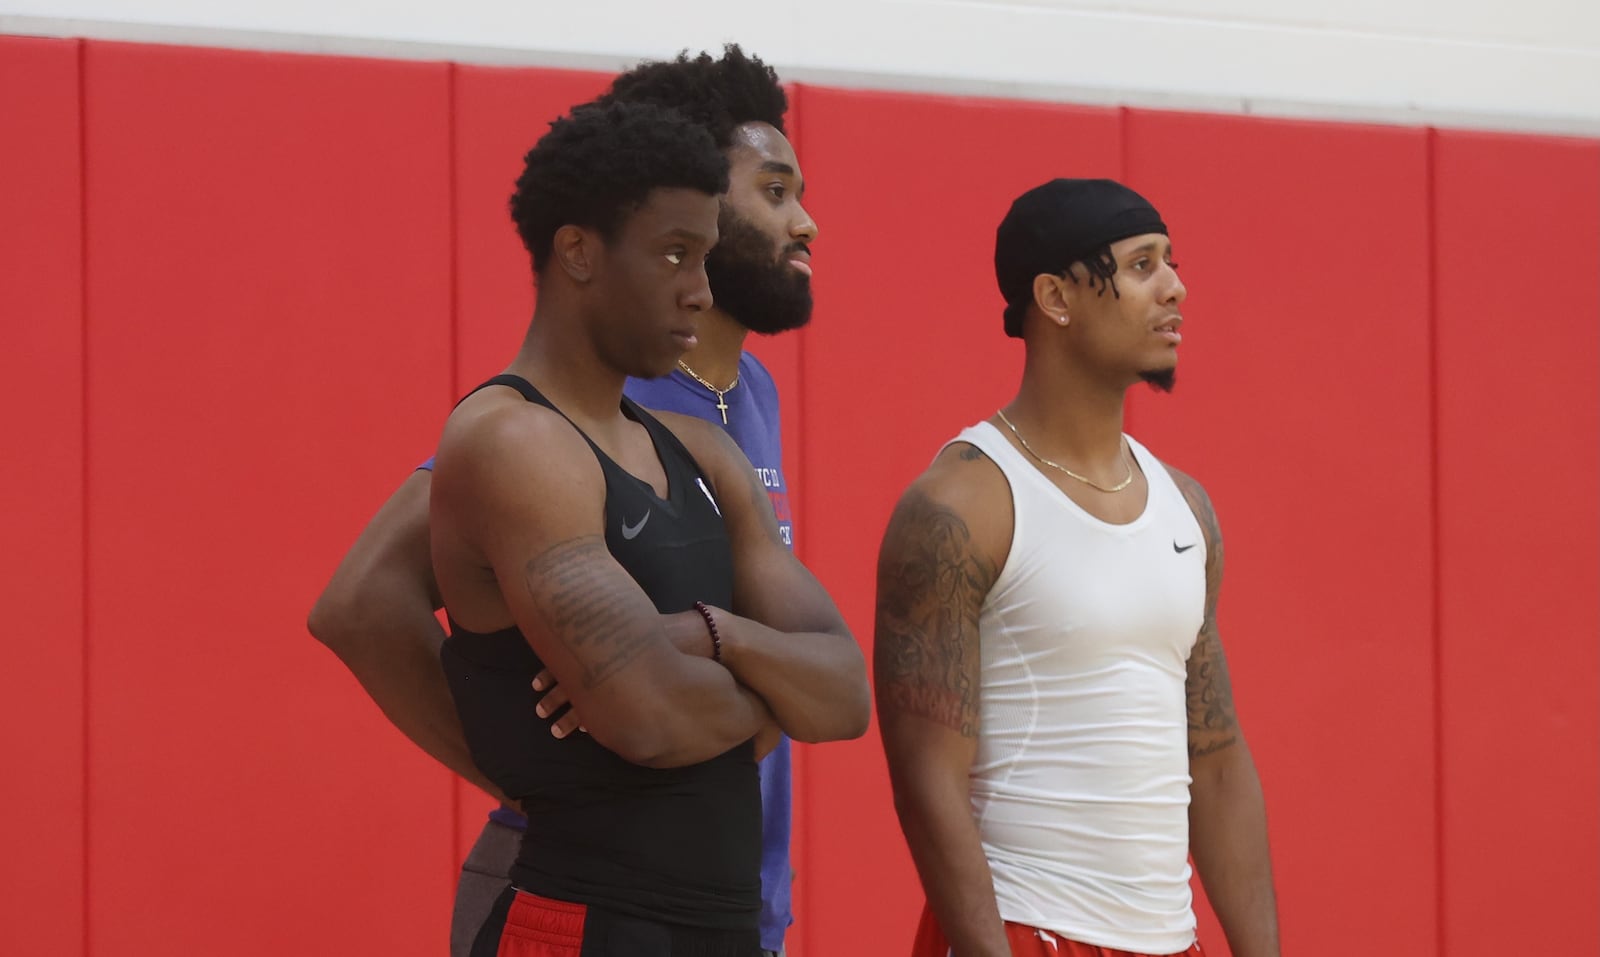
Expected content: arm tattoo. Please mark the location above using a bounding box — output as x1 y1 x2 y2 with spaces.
1186 624 1238 758
1166 465 1240 759
874 490 997 738
524 536 656 691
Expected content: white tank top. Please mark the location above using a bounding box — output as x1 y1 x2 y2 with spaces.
947 421 1205 954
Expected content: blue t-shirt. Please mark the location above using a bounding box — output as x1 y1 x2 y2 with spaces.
423 354 795 951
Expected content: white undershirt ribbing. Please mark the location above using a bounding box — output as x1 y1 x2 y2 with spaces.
945 422 1206 955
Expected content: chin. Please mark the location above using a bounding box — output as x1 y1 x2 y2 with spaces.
1138 366 1177 393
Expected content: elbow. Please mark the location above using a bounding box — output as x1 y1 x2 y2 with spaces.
589 720 684 769
787 682 873 744
841 675 874 740
307 583 372 661
306 592 350 651
581 698 686 768
826 656 875 742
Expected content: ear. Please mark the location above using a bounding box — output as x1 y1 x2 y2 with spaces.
552 225 599 283
1033 272 1071 327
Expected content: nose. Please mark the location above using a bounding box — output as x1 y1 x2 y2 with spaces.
683 263 714 312
791 202 819 244
1166 264 1187 305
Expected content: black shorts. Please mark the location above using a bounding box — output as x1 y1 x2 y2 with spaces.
471 887 760 957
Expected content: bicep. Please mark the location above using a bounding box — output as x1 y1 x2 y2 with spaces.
1168 465 1240 760
873 487 995 742
1185 622 1240 760
501 533 680 693
436 412 677 706
312 469 439 634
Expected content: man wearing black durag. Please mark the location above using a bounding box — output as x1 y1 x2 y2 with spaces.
874 179 1281 957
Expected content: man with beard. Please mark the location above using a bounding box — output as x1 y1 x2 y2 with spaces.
307 47 829 957
874 179 1279 957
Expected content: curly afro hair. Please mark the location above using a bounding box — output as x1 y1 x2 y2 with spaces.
598 43 787 151
510 100 730 276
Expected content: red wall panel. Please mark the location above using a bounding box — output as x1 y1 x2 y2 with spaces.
453 64 611 392
793 86 1123 956
0 32 1592 957
450 61 613 855
0 35 84 957
82 42 455 955
1433 131 1600 954
738 80 814 955
1125 111 1437 956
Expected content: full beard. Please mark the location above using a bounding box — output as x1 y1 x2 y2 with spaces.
705 210 813 336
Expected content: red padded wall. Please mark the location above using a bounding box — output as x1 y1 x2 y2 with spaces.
450 61 613 854
3 32 1598 957
1432 130 1600 954
738 83 812 952
792 86 1123 956
0 35 85 957
1124 111 1437 956
452 64 611 391
81 42 456 955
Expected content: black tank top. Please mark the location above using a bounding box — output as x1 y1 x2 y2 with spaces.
439 374 758 931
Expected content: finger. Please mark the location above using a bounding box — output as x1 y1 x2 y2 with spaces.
531 669 555 693
535 683 571 719
551 709 584 739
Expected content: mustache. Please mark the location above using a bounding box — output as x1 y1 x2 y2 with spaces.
785 242 811 258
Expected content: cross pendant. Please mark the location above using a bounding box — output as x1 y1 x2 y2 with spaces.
715 394 729 424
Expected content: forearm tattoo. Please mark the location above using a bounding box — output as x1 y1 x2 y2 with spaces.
1167 467 1240 759
525 536 655 690
874 490 997 738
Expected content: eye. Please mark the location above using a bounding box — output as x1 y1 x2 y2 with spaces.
1130 258 1151 272
766 183 786 201
664 249 685 266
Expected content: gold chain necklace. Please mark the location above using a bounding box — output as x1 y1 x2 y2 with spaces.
994 409 1135 493
677 360 739 424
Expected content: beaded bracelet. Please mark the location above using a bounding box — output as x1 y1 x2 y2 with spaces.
693 600 723 663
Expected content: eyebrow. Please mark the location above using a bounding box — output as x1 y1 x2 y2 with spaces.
757 160 806 197
661 228 715 244
1123 240 1173 258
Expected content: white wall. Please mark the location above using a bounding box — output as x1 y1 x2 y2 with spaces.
4 0 1598 133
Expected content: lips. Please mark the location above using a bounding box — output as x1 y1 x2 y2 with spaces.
786 246 812 277
1155 315 1183 344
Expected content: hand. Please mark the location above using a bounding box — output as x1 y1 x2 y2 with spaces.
531 670 585 739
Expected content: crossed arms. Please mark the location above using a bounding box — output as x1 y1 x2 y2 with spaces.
309 393 867 780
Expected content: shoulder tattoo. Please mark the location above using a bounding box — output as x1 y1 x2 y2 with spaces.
873 489 998 737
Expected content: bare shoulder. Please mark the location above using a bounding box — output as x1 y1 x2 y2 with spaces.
874 439 1009 737
877 439 1014 595
899 440 1013 556
433 388 602 516
650 408 747 468
1160 460 1222 552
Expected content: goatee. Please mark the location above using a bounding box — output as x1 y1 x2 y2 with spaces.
1140 368 1176 393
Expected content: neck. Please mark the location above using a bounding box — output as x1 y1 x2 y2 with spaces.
511 309 629 426
1003 349 1130 468
678 310 748 389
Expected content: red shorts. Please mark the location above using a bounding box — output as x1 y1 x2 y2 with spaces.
911 902 1204 957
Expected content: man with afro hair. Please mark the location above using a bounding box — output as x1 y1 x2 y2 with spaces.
429 95 864 957
308 47 856 957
